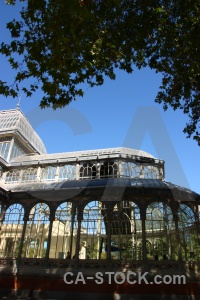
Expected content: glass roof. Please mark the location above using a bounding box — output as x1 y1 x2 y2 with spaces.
10 147 155 163
0 109 46 154
2 178 199 202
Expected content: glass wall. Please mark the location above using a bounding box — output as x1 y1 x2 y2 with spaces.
0 199 199 261
3 159 162 184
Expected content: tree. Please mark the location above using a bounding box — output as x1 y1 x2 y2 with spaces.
1 0 200 144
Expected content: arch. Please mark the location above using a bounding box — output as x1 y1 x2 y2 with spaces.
0 203 24 257
21 203 50 258
80 201 106 259
50 202 77 259
79 163 96 179
178 204 195 225
109 201 141 260
58 164 76 181
21 167 38 182
41 166 56 181
100 161 118 178
121 162 140 178
146 201 175 260
143 165 159 179
5 169 20 183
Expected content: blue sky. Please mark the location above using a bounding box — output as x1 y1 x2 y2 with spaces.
0 1 199 194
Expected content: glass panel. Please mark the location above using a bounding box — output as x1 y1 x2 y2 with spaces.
0 204 24 257
80 163 96 179
10 142 26 160
22 203 50 258
5 169 21 183
41 166 56 181
81 201 107 259
143 166 159 179
146 202 175 260
110 202 141 260
50 202 77 259
178 204 199 261
59 165 76 181
100 161 118 178
21 168 38 182
121 162 140 178
0 142 10 160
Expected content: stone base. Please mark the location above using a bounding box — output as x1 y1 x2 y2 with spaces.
0 276 200 300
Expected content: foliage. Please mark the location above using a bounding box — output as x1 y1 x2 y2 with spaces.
1 0 200 144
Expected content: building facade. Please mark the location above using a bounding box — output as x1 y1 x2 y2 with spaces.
0 108 200 299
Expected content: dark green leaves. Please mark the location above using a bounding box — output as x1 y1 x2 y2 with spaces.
1 0 200 144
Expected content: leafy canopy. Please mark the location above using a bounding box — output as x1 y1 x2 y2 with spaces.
1 0 200 144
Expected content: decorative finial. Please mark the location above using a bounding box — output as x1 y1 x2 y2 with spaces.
16 94 22 109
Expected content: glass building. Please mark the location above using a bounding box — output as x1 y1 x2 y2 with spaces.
0 108 199 299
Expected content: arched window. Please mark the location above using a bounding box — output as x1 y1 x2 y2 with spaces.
21 168 38 182
5 169 21 183
143 166 159 179
50 202 77 259
146 202 175 260
0 204 24 257
79 163 96 179
58 165 76 181
178 204 199 260
41 166 56 181
109 202 141 260
22 203 50 258
121 162 140 178
100 161 118 178
80 201 106 259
